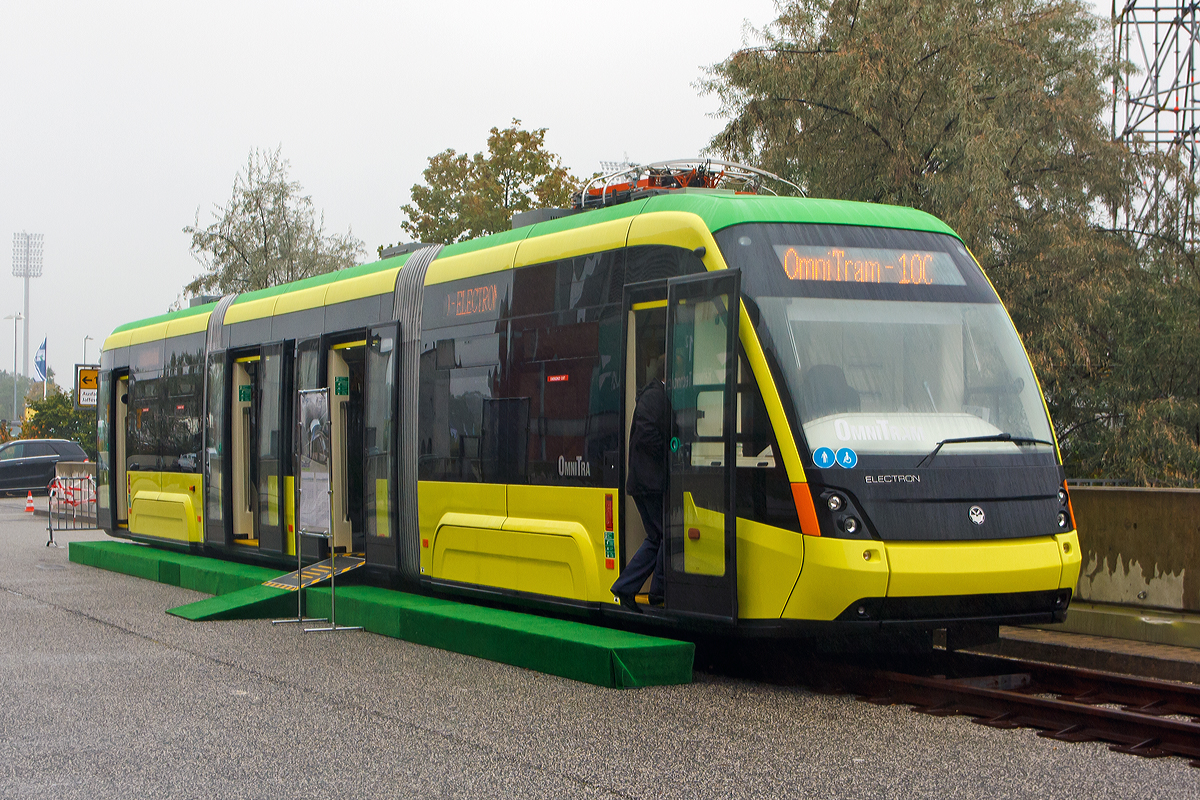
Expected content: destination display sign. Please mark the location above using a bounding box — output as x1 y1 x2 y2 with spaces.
423 272 513 328
774 245 965 286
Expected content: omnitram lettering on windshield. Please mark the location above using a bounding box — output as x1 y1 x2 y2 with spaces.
835 419 927 442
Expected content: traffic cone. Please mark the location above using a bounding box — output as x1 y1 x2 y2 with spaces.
25 491 35 512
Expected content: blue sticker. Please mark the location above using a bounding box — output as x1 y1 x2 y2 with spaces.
813 447 836 469
835 447 858 468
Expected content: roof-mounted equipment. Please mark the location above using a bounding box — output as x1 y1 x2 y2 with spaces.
571 158 805 209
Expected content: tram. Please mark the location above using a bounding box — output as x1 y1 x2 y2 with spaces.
95 161 1081 644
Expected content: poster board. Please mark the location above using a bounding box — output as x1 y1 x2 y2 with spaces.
297 388 332 536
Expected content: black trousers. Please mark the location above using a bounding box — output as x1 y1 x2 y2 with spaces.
611 493 665 597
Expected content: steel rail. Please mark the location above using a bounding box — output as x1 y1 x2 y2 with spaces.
833 663 1200 767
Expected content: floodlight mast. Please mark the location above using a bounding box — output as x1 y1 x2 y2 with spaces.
4 313 22 429
1112 2 1200 245
12 232 43 378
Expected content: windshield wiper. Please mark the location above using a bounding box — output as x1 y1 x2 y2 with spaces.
915 433 1055 468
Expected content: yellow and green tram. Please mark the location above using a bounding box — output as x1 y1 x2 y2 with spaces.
95 189 1082 642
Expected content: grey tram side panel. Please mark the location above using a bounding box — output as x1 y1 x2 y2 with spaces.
393 244 443 583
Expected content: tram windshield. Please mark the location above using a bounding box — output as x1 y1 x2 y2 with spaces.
716 223 1056 460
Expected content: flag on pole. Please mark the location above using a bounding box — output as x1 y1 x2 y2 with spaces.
34 338 46 382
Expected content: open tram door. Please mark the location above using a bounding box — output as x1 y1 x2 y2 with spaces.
663 271 740 621
226 344 291 553
295 326 398 567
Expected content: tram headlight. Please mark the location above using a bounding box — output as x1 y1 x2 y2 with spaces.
827 494 844 512
841 516 860 535
1057 488 1068 504
1057 511 1068 528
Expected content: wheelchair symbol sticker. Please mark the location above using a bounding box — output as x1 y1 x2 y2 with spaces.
813 447 835 468
835 447 858 468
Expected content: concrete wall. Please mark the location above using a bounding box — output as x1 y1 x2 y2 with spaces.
1071 486 1200 613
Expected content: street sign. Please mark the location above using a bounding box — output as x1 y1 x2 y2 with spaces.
75 364 99 410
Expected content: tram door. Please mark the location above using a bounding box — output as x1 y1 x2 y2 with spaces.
255 343 289 554
115 375 129 526
230 358 259 543
621 283 669 591
362 324 399 567
663 271 740 620
328 341 365 555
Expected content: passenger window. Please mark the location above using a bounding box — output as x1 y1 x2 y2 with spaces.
0 443 23 460
625 245 706 284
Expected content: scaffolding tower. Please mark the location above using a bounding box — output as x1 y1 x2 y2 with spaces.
1113 1 1200 244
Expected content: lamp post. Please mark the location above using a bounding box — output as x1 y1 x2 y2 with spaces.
83 335 93 365
4 313 23 430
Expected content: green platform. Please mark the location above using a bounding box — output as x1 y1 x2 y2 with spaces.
69 540 694 688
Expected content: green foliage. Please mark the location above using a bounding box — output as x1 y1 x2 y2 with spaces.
185 147 364 296
0 370 34 433
396 121 576 247
23 389 97 461
703 0 1200 484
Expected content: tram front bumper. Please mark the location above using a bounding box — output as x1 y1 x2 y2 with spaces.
781 531 1081 624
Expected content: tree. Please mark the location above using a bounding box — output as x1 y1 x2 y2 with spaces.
397 121 577 246
0 370 34 435
23 389 97 460
184 147 364 296
702 0 1200 484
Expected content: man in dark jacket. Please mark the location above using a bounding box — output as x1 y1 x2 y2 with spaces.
611 354 669 611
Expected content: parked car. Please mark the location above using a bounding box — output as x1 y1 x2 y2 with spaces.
0 439 88 495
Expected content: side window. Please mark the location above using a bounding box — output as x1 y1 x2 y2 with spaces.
127 373 162 471
625 245 706 285
416 251 624 487
418 272 512 484
26 442 56 457
417 331 506 483
162 334 205 473
0 443 24 460
504 251 622 487
127 340 165 472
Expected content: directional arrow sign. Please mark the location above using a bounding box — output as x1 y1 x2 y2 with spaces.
75 364 100 410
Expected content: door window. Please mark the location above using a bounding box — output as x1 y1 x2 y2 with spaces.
365 325 397 540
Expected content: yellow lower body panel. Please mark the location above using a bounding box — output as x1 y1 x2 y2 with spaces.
1054 531 1081 590
735 519 804 619
783 536 889 620
885 536 1064 598
129 472 204 543
432 526 588 600
129 491 199 543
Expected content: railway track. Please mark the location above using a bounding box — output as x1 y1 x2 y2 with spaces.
825 653 1200 767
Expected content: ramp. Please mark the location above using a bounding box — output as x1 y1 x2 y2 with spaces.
69 540 296 620
263 555 365 590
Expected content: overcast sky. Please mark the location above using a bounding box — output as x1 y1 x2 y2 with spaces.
0 0 1111 384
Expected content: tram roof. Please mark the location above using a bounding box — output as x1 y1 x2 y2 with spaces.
109 194 957 337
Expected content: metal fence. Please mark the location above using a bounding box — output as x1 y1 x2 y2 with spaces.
47 475 97 545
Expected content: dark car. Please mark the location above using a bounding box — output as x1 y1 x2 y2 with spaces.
0 439 88 495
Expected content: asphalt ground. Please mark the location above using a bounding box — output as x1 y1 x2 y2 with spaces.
1 496 1196 799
